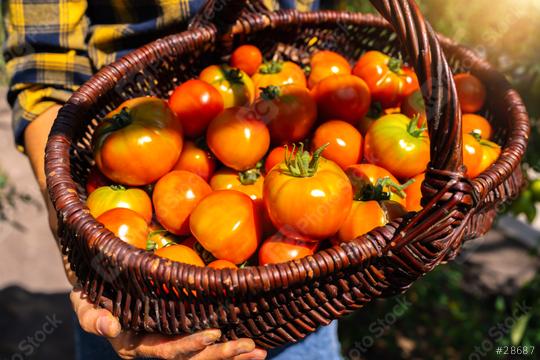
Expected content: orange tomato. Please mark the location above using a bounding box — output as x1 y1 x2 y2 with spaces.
258 233 317 265
172 141 216 181
154 245 205 266
265 146 286 174
312 120 363 169
230 45 263 76
208 260 238 270
478 139 501 174
463 133 484 178
345 164 405 206
454 73 487 113
462 114 492 139
401 90 427 127
253 85 317 144
404 173 425 212
312 74 371 124
207 107 270 171
96 208 149 250
87 185 153 223
147 223 181 250
252 61 307 96
308 50 351 89
190 190 261 264
199 65 255 108
94 97 183 186
152 170 212 235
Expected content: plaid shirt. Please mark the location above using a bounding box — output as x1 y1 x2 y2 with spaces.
3 0 320 151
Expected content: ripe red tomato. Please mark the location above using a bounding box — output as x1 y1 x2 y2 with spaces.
168 79 224 138
230 45 263 76
252 61 307 96
258 233 318 265
401 90 427 127
345 164 405 207
264 145 353 240
152 170 212 235
308 50 351 89
312 120 363 169
94 97 183 186
154 245 205 266
190 190 261 264
86 167 111 194
265 146 286 174
96 208 149 250
87 185 153 223
404 173 425 212
353 51 418 108
253 85 317 144
199 65 255 108
312 74 371 124
478 139 501 175
462 114 492 140
207 260 238 270
454 73 487 113
206 107 270 171
172 141 216 181
463 133 484 178
364 114 430 180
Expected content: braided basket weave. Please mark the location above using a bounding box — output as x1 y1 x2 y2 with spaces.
45 0 530 348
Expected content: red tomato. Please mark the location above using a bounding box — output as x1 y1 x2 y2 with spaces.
199 65 255 108
253 85 317 144
208 260 238 270
308 51 352 89
478 139 501 174
312 74 371 124
264 145 353 240
207 107 270 171
154 244 205 266
258 233 318 265
172 141 216 181
87 185 153 223
190 190 261 264
168 79 224 138
230 45 263 76
86 167 111 194
94 97 183 186
96 208 149 250
152 170 212 235
454 73 486 113
404 173 425 212
345 164 405 207
312 120 363 169
265 146 286 174
462 114 492 140
252 61 307 96
353 51 418 108
463 133 484 178
401 90 427 127
364 114 430 180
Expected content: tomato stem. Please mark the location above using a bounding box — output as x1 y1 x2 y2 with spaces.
238 168 262 185
283 143 328 178
110 184 126 191
387 56 403 74
260 86 282 101
259 61 283 75
407 114 428 138
95 108 133 142
355 177 413 202
224 67 245 84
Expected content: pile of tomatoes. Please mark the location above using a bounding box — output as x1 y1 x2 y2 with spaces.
86 45 501 269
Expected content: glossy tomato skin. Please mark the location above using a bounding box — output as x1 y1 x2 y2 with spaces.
86 167 111 194
258 233 318 265
253 85 317 144
199 65 255 108
454 73 487 113
168 79 224 138
264 158 353 240
401 90 427 127
345 164 405 206
207 107 270 171
353 51 418 109
308 51 352 89
172 141 216 181
462 114 492 139
208 260 238 269
404 173 425 212
96 208 149 250
147 223 181 250
312 74 371 124
338 200 406 242
154 244 205 266
94 97 183 186
265 147 286 174
463 133 484 178
364 114 430 180
190 190 261 264
312 120 363 169
152 170 212 235
87 185 153 223
252 61 307 96
230 45 263 76
478 139 501 174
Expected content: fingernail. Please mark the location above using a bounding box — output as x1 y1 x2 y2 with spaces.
235 339 256 355
244 348 268 360
202 330 221 345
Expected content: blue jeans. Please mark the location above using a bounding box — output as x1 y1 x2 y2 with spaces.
74 318 341 360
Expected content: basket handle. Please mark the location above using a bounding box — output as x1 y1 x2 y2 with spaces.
189 0 268 33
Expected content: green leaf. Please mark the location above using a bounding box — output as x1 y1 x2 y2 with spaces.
511 313 531 345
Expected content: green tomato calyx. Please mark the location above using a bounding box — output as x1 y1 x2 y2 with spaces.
387 57 404 74
283 143 328 178
260 86 282 101
238 167 262 185
224 67 245 84
259 61 284 75
355 177 414 202
146 229 174 251
407 114 428 138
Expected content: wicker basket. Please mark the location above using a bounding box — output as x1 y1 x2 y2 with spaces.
45 0 530 349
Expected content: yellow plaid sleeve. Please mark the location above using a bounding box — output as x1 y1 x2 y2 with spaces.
3 0 93 151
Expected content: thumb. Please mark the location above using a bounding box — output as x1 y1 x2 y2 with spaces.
70 289 122 338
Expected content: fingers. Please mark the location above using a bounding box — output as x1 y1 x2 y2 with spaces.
191 338 265 360
70 289 121 338
232 348 268 360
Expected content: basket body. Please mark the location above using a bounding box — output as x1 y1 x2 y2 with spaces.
45 7 529 349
